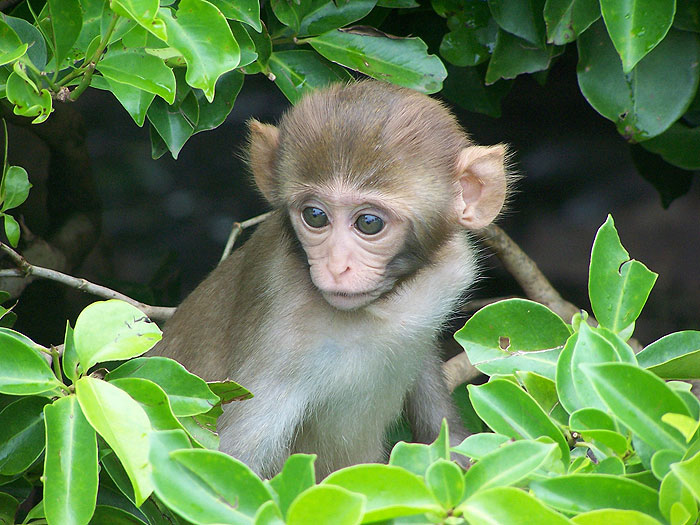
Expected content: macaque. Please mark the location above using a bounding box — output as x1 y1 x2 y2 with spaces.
153 80 509 478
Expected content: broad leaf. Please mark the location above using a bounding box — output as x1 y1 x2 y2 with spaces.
0 396 48 475
271 0 375 36
1 165 31 211
425 459 464 509
269 50 352 104
43 396 98 525
671 452 700 502
642 122 700 170
6 69 52 124
485 30 561 84
588 215 657 333
46 0 82 69
569 408 628 455
75 377 152 505
488 0 547 48
637 331 700 379
600 0 675 72
3 15 46 68
73 300 162 373
286 485 365 525
110 378 182 432
571 509 663 524
194 70 244 133
62 322 79 383
146 96 195 159
544 0 600 45
309 27 447 94
659 470 698 525
455 299 570 380
111 0 166 40
0 20 26 66
459 487 571 524
269 454 316 517
0 330 61 395
208 0 262 31
451 433 511 461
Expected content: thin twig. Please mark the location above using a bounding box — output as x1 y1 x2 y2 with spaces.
220 210 274 262
0 243 175 321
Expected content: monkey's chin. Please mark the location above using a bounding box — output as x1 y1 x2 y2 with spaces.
320 290 379 311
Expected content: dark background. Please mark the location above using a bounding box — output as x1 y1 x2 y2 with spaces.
8 49 700 347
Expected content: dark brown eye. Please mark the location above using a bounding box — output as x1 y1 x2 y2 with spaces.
302 207 328 228
355 214 384 235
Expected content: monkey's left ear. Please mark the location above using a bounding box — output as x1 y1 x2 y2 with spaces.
454 144 508 230
248 119 281 204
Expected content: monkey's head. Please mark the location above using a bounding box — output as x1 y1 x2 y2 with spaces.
248 81 508 311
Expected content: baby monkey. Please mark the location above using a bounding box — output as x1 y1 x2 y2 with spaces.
153 80 509 478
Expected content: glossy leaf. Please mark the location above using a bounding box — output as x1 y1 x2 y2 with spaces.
97 46 176 104
455 299 569 380
3 213 18 247
309 27 447 94
99 78 156 128
388 420 451 475
0 330 60 395
642 122 700 170
544 0 600 45
107 356 219 416
323 464 441 522
531 474 664 520
146 96 195 159
159 0 240 102
588 215 657 333
578 23 700 141
659 471 698 525
43 396 98 525
459 486 571 524
286 485 365 525
488 0 547 47
517 370 559 414
569 408 628 455
451 432 511 461
1 164 31 212
177 413 219 449
468 379 569 463
255 501 285 525
46 0 82 68
208 0 262 31
150 431 270 524
269 454 316 517
111 0 166 40
582 363 690 452
0 396 48 475
440 24 493 67
463 440 558 499
485 30 560 84
637 331 700 379
271 0 375 36
207 378 253 403
3 15 46 69
75 377 152 505
571 509 662 524
6 69 52 124
73 300 161 373
62 322 79 383
600 0 675 73
662 413 700 442
109 377 183 433
269 50 352 104
0 20 26 66
425 459 464 509
671 452 700 502
0 493 17 525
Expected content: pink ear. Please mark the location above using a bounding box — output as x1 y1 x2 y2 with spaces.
248 119 280 204
455 145 508 230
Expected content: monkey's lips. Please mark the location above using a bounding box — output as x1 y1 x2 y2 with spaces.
321 289 381 310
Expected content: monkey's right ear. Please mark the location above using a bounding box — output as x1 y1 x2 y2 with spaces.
248 119 280 203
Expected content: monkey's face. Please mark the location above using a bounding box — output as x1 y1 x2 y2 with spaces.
288 185 410 311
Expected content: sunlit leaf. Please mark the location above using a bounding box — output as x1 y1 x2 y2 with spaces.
270 50 353 103
459 487 571 524
637 331 700 379
208 0 262 31
0 330 60 395
286 485 365 525
269 454 316 517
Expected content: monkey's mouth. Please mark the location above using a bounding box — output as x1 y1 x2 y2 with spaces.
321 289 380 310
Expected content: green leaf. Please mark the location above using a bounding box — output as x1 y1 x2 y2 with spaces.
517 371 559 414
440 23 494 67
159 0 240 102
75 376 152 505
651 449 683 479
488 0 547 47
556 325 621 414
532 474 664 521
309 27 447 94
425 459 464 509
451 433 511 461
46 0 82 69
62 322 79 383
459 486 571 524
89 505 148 524
43 396 98 525
177 413 219 449
0 20 26 66
588 215 657 333
442 64 512 118
582 362 690 453
269 454 316 517
272 0 376 36
569 408 628 455
454 299 570 380
0 396 48 475
468 379 570 463
6 69 52 124
637 331 700 379
286 485 365 525
577 23 700 141
3 14 46 69
269 50 352 104
485 29 561 84
600 0 675 73
146 96 195 159
207 378 253 403
0 493 17 525
208 0 262 31
323 464 441 522
109 377 182 433
97 45 176 104
595 456 624 474
0 330 61 395
463 440 558 499
659 471 698 525
111 0 167 41
100 78 155 128
544 0 600 45
255 501 285 525
671 452 700 502
3 214 19 247
1 165 31 211
106 357 219 416
642 122 700 170
571 509 663 524
73 300 161 373
194 69 244 133
662 413 700 442
228 22 257 68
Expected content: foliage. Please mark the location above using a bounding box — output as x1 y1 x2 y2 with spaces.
0 0 696 206
0 215 698 524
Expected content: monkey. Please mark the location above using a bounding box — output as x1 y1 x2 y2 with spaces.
152 80 509 479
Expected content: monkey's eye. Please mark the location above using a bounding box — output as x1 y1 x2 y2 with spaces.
302 207 329 228
355 214 384 235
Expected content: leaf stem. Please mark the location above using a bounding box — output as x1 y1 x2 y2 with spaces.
51 345 64 383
